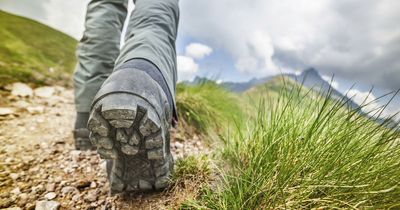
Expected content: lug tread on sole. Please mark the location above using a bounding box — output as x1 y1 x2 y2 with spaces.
87 94 173 193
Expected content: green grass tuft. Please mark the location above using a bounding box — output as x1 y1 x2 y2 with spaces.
168 155 213 208
172 155 212 184
186 79 400 209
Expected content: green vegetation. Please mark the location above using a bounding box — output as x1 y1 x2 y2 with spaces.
179 77 400 209
172 155 212 186
168 155 213 208
0 10 77 86
176 81 244 134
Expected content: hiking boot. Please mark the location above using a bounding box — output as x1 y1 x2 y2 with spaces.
74 112 95 151
87 59 174 194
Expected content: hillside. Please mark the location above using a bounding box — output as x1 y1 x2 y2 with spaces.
0 10 77 86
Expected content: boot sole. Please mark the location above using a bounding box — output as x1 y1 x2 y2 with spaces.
88 93 173 195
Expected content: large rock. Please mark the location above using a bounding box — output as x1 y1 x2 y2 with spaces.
35 201 60 210
11 83 33 97
34 86 55 98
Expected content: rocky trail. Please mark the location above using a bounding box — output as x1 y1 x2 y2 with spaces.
0 83 208 209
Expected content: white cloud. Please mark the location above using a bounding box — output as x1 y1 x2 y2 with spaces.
180 0 400 89
347 89 391 118
234 31 279 75
177 55 198 82
178 43 213 81
185 43 213 60
0 0 89 39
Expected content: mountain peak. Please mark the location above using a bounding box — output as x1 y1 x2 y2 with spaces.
301 68 320 77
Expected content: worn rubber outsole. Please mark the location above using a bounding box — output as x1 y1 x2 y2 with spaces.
88 93 173 195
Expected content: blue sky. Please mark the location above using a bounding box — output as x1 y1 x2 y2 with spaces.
176 35 247 82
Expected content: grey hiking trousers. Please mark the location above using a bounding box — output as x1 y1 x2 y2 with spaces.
73 0 179 113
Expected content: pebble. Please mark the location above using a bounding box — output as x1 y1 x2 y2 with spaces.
174 142 184 149
85 190 98 202
70 150 82 162
5 157 14 163
9 173 19 180
90 182 97 188
44 192 57 200
27 106 45 114
11 83 33 97
72 194 80 202
13 100 30 109
11 187 21 195
0 107 15 116
46 183 56 192
54 176 63 183
35 200 60 210
61 186 79 195
34 87 55 98
76 179 91 189
18 193 29 205
31 185 44 194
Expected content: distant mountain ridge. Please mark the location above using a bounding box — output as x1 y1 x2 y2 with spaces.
191 68 398 128
219 68 356 107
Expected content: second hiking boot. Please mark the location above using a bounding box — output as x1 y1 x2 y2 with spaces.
87 59 174 194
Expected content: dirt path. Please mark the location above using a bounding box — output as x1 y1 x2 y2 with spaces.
0 86 208 209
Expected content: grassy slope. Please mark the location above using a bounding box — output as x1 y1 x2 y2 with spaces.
179 77 400 209
176 81 244 135
0 10 77 86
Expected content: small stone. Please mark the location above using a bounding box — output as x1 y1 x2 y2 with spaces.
27 106 45 114
6 208 22 210
54 176 62 183
34 87 55 98
11 83 33 97
26 203 35 210
85 190 97 202
71 194 80 202
18 193 29 205
90 182 97 188
174 142 184 149
13 100 30 109
5 157 14 163
70 150 82 162
36 118 45 123
76 179 91 189
46 183 56 192
0 107 15 116
53 86 65 93
59 181 67 187
31 185 44 194
61 186 79 195
11 187 21 195
9 173 19 180
44 192 57 200
35 200 60 210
